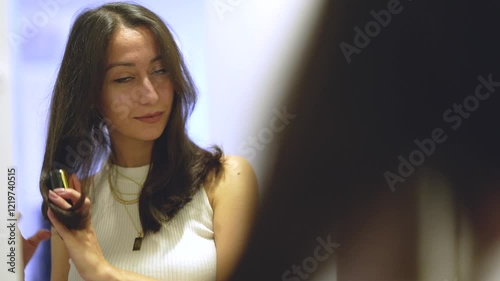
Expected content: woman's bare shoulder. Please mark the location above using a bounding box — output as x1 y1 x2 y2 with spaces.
203 155 257 209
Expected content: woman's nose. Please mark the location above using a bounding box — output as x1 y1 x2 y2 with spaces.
135 77 159 105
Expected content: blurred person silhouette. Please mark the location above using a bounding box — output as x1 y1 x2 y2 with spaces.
228 0 500 280
38 2 258 281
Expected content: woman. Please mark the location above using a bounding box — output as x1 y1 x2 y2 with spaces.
39 2 258 281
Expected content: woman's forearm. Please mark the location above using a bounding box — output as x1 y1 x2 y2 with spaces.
100 264 161 281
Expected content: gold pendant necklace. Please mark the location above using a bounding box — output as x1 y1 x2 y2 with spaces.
123 204 143 251
108 165 144 250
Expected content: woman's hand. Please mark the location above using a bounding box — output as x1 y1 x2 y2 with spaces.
47 174 113 281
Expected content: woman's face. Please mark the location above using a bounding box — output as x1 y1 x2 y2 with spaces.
100 25 174 144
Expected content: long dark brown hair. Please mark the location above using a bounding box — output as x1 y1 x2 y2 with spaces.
40 2 223 235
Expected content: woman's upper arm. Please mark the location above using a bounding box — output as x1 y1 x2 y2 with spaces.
212 155 259 281
50 227 69 281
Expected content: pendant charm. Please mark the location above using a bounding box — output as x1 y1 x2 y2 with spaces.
133 236 143 251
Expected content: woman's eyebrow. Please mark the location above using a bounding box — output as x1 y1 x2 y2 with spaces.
106 55 163 71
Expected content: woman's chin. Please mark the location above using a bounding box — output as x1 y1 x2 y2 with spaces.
137 126 167 141
139 133 163 142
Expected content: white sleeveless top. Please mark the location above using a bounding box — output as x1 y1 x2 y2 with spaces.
68 164 217 281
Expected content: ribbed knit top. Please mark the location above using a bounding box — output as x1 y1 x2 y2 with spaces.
67 164 217 281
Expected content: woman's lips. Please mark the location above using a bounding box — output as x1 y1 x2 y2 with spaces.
134 112 163 123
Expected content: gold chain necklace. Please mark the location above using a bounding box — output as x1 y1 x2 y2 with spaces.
108 165 141 204
107 165 144 250
116 169 144 187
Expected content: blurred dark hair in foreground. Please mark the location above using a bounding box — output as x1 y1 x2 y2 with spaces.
229 0 500 280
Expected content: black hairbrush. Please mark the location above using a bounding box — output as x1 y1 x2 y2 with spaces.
46 169 73 206
48 169 70 190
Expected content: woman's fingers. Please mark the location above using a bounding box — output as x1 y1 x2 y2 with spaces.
48 190 73 209
49 188 91 218
54 188 83 203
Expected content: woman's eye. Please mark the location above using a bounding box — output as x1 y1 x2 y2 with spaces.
152 68 167 75
114 77 133 83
